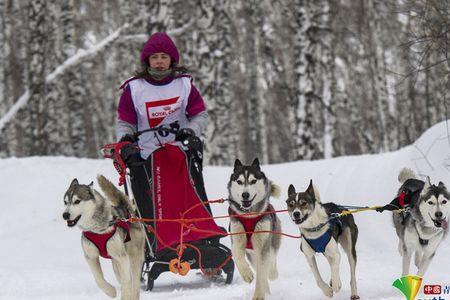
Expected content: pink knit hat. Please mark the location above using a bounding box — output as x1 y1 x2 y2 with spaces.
140 32 180 65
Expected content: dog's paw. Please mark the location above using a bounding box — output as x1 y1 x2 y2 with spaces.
239 266 254 283
319 284 333 298
252 293 265 300
350 295 360 300
100 283 117 298
331 278 342 293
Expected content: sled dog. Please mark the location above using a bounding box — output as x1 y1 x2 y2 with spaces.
228 158 281 300
286 181 359 300
393 168 449 276
63 175 145 300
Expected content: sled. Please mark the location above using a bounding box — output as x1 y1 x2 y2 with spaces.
103 125 234 291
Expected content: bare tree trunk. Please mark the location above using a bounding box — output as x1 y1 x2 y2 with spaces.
25 0 48 155
366 0 393 152
320 0 335 159
295 0 334 160
3 0 25 155
189 0 237 165
295 0 319 160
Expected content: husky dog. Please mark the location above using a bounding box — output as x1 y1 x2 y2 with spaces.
228 158 281 300
63 175 145 300
393 168 449 277
286 181 359 300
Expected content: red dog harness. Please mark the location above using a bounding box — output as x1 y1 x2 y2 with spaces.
83 220 131 259
229 204 276 250
398 191 406 207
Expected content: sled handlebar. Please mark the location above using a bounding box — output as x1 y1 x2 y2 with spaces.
101 123 203 186
101 125 180 159
134 122 180 139
133 122 203 152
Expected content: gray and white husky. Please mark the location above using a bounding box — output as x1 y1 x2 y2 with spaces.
286 181 359 300
228 158 281 300
63 175 145 300
393 168 449 277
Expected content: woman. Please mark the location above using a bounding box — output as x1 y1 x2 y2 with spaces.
116 32 209 255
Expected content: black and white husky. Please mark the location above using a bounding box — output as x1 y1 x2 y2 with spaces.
393 168 449 277
63 175 145 300
228 158 281 300
286 181 360 300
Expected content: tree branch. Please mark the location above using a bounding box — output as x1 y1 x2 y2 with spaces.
0 23 130 132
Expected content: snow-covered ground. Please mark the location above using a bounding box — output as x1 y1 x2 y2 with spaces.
1 121 450 300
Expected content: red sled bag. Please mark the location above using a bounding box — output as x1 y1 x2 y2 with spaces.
151 144 223 252
141 143 234 291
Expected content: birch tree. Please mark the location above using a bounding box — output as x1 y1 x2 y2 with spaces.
295 0 335 160
2 0 25 156
24 0 48 155
0 0 5 116
179 0 238 165
257 0 297 163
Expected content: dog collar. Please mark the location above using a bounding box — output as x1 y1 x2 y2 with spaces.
228 199 269 215
303 222 329 233
302 214 340 233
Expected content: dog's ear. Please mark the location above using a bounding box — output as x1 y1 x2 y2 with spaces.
306 179 315 198
438 181 446 190
70 178 79 188
421 176 432 195
234 159 243 172
251 158 260 168
88 181 94 193
288 184 296 196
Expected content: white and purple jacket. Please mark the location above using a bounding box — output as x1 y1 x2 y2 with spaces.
116 75 208 159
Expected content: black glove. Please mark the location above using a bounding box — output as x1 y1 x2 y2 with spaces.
119 133 138 143
119 143 140 164
175 128 195 142
184 135 203 151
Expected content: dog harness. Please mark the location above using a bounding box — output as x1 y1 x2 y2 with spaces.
303 219 342 253
83 220 131 259
380 179 424 212
229 204 276 250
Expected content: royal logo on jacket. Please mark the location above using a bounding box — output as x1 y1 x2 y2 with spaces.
145 96 180 127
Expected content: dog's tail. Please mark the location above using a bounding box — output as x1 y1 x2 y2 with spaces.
97 174 134 212
398 167 417 183
270 181 281 198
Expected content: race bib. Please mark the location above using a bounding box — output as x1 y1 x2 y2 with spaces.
145 96 181 127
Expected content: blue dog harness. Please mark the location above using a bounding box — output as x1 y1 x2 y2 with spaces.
303 219 342 253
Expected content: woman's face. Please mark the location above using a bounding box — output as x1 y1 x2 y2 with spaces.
148 52 171 71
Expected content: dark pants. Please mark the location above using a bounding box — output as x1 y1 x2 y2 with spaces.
127 146 210 257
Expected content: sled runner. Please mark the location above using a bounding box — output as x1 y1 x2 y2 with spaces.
102 125 234 291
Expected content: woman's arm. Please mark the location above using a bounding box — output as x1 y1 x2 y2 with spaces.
187 110 208 137
116 85 137 139
186 84 208 137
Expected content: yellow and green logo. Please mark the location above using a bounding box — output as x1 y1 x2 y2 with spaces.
392 275 423 300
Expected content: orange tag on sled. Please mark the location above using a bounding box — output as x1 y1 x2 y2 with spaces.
169 258 190 276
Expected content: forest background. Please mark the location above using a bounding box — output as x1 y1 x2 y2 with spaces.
1 0 449 165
